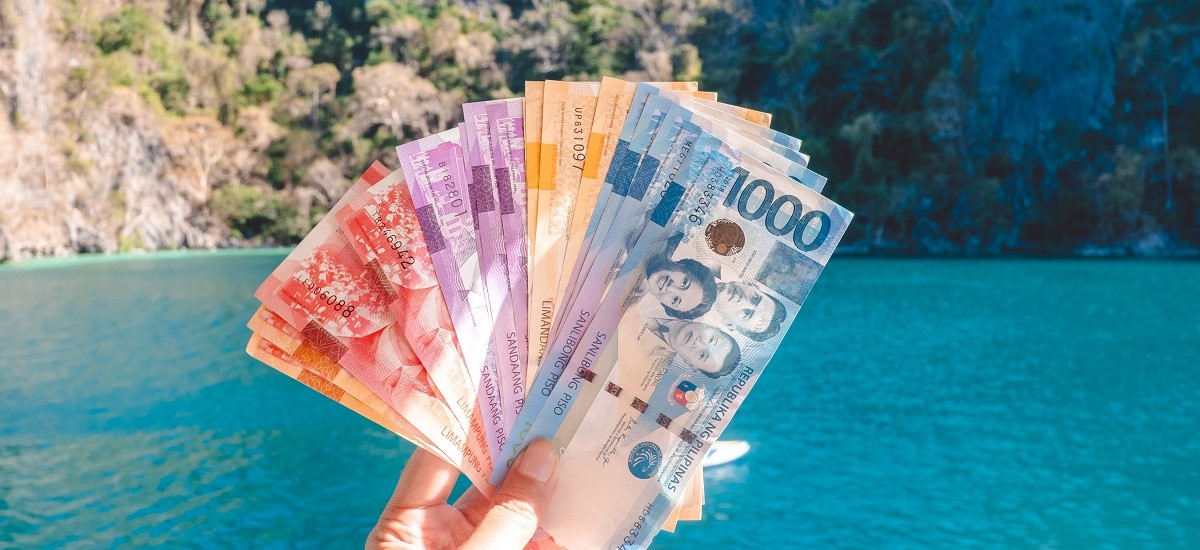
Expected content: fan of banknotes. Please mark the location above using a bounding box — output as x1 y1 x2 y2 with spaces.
246 77 852 549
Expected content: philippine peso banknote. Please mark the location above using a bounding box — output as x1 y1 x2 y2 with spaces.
462 101 526 434
502 91 808 470
527 109 831 469
555 88 811 364
252 165 474 441
539 133 852 549
524 82 545 295
252 163 494 490
527 81 600 390
331 171 507 469
484 99 532 390
333 172 485 421
396 130 492 374
397 129 511 460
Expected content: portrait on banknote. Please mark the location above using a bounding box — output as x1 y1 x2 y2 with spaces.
630 228 790 350
641 255 718 320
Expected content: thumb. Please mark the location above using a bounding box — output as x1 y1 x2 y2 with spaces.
462 438 559 550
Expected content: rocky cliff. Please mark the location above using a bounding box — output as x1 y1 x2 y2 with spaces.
1 0 1196 261
0 0 345 261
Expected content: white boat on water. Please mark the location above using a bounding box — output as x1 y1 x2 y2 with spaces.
702 440 750 467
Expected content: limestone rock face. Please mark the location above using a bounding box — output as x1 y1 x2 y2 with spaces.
971 0 1124 150
0 0 295 261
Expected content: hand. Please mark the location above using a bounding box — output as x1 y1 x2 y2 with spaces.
367 438 560 550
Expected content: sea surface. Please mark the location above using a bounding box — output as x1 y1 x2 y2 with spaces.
1 252 1197 548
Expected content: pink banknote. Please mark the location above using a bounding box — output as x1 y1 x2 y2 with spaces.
397 129 510 459
334 170 503 465
254 162 493 491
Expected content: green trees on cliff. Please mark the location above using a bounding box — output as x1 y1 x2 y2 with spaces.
0 0 1196 257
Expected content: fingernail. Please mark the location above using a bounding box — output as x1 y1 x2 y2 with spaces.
516 438 557 483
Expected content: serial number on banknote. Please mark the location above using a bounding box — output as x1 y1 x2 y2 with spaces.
294 274 357 318
383 229 418 270
687 180 724 225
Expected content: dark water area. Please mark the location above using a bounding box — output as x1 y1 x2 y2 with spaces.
1 253 1197 548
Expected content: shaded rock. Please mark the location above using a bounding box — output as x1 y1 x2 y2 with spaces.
1130 231 1169 257
971 0 1124 151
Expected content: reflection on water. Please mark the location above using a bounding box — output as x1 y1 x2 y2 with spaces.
1 254 1198 547
703 463 748 484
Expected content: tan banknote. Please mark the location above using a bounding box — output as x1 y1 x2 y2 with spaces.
527 80 600 383
524 81 544 291
555 80 732 350
548 87 788 363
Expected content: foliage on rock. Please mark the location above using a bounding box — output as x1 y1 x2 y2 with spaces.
0 0 1196 260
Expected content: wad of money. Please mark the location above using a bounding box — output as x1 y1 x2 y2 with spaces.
245 77 852 549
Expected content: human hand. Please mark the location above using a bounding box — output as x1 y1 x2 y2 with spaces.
367 438 559 550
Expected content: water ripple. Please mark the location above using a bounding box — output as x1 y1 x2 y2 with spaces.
2 255 1198 548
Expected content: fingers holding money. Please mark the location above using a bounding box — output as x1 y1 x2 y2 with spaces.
388 448 461 510
461 438 559 550
372 440 560 550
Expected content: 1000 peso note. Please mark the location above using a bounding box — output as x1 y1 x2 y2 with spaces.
504 90 784 467
539 133 852 549
517 98 831 465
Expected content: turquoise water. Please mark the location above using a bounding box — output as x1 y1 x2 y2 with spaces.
2 253 1198 548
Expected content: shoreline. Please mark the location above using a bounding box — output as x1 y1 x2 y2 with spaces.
832 239 1200 259
2 245 1198 269
0 247 293 271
